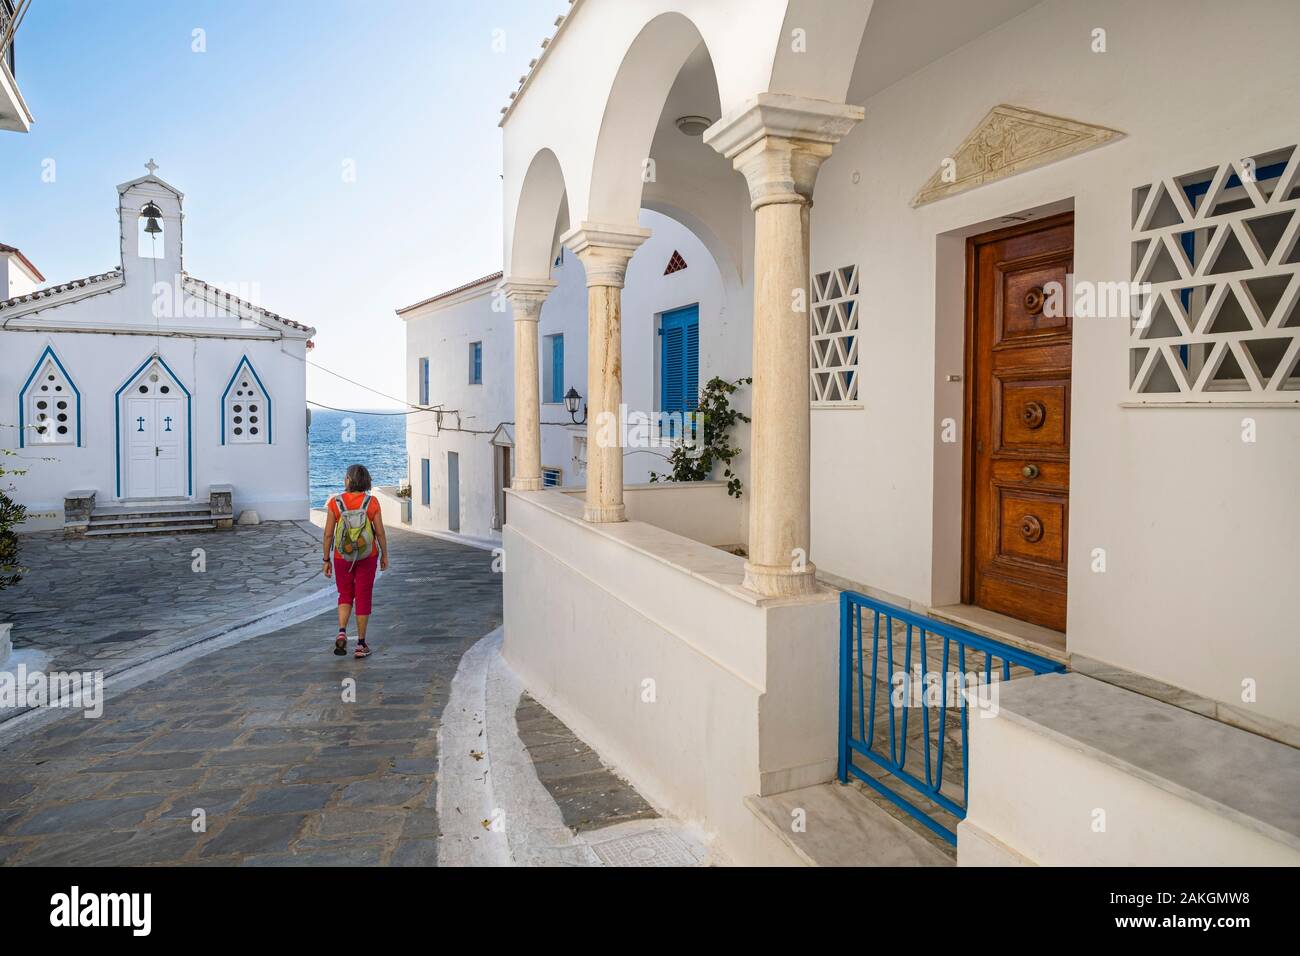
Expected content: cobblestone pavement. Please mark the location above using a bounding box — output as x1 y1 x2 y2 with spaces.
515 692 658 832
0 526 502 866
1 521 324 675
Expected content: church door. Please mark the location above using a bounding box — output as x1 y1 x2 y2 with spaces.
120 358 190 499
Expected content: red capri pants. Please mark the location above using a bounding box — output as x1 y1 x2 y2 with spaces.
334 552 379 616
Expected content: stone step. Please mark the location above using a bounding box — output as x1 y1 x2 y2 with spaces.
83 522 218 538
746 781 956 867
89 511 213 529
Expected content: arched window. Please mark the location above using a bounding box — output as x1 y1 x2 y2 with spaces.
20 346 80 447
222 356 271 444
138 201 164 259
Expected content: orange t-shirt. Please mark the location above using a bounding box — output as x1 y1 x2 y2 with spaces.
328 492 381 558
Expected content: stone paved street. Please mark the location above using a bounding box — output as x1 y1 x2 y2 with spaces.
1 521 323 675
0 526 502 866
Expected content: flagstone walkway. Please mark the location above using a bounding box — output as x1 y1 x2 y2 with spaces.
2 521 324 676
0 526 501 866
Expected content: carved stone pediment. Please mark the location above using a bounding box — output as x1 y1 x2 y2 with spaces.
912 105 1124 207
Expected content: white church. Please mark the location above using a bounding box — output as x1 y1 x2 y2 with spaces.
0 166 315 533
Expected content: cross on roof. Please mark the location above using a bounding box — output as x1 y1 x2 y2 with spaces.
144 158 159 175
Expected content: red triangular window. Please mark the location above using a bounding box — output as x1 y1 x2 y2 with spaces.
664 250 688 275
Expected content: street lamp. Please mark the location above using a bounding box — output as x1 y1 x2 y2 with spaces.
563 386 587 425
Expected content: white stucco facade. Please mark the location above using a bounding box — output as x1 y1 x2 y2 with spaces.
486 0 1300 865
400 208 731 542
1 173 315 528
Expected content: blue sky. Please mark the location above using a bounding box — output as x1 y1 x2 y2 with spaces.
1 0 568 409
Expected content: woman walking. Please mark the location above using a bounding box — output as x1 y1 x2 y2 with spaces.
322 464 389 658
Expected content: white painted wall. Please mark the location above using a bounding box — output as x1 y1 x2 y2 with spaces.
403 209 735 541
807 0 1300 726
1 251 41 298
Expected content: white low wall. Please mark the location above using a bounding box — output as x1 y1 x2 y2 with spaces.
502 488 836 865
959 673 1300 866
560 480 745 548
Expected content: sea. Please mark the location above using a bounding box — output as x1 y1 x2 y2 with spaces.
308 409 407 507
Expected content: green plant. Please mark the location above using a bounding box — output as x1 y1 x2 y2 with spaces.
395 483 412 499
0 446 28 590
649 376 752 497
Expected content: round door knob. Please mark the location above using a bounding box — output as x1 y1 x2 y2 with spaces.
1024 287 1046 315
1021 400 1046 429
1020 515 1044 543
1021 464 1040 480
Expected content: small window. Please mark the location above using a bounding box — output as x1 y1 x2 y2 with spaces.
222 357 271 444
542 467 562 488
543 334 564 403
21 348 80 448
418 357 430 406
469 342 483 385
137 201 165 259
420 458 431 507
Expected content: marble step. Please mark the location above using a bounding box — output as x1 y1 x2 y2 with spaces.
746 781 955 867
84 521 218 538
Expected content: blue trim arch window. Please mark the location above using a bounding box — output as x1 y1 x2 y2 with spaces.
19 346 81 448
222 356 272 444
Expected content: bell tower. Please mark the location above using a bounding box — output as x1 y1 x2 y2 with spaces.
117 159 184 293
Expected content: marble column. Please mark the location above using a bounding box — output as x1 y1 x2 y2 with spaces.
560 223 650 523
704 94 863 597
503 277 557 491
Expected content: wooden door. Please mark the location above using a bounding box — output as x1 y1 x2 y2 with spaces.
964 214 1073 632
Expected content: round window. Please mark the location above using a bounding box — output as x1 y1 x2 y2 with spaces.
139 385 148 393
234 416 243 424
250 415 258 424
250 427 259 436
36 400 47 410
56 400 66 410
57 426 68 435
250 404 259 413
57 413 68 422
234 427 243 435
161 385 170 394
234 404 242 413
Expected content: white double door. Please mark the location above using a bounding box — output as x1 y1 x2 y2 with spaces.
126 396 184 498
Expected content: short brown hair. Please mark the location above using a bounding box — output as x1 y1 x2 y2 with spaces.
345 464 373 493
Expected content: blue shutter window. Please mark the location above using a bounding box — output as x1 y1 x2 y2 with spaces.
470 342 483 384
550 335 564 404
542 467 561 487
420 458 431 506
659 305 700 421
418 357 429 406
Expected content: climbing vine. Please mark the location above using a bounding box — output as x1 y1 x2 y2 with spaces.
649 376 752 497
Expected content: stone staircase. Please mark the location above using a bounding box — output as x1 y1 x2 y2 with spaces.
83 502 219 538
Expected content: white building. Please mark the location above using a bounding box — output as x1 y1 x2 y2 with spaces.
0 0 33 134
1 169 315 531
488 0 1300 866
398 208 731 543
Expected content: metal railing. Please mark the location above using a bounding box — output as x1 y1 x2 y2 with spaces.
837 590 1066 845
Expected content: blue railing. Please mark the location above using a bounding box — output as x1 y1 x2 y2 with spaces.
837 590 1066 846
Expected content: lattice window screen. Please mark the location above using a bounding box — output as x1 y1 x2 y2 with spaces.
1129 145 1300 402
811 265 860 404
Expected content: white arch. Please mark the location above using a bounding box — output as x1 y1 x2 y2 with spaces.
767 0 875 104
586 12 715 227
508 147 572 280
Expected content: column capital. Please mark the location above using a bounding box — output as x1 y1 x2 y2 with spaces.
704 93 864 208
560 222 651 288
503 276 557 320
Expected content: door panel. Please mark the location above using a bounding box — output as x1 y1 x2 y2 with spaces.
155 398 182 497
965 214 1073 632
447 451 460 533
127 398 157 498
